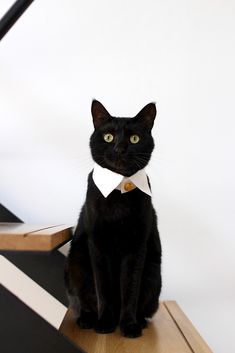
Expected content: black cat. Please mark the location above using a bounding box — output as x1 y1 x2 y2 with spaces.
65 100 162 338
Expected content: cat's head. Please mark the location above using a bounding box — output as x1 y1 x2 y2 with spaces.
90 100 156 177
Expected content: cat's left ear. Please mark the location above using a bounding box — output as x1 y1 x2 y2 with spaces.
91 100 112 129
134 103 157 131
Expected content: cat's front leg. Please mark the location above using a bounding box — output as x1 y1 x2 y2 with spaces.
89 242 117 333
119 249 146 338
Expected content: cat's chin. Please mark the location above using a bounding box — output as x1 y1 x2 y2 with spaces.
111 168 135 177
104 163 139 177
95 158 142 176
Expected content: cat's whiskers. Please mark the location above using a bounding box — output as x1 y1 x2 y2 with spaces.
134 159 145 170
135 156 149 167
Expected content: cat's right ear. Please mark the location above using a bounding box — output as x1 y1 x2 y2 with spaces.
91 100 111 129
134 102 157 131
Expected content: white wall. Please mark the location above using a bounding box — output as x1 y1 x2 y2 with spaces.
1 1 235 351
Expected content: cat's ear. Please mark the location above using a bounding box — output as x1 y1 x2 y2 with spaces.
91 100 111 129
134 103 157 131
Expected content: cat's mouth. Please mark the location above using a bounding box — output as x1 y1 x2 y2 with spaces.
107 160 125 170
104 157 129 175
104 157 139 177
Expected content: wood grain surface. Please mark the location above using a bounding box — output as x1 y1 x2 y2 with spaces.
0 223 73 251
60 301 213 353
164 301 213 353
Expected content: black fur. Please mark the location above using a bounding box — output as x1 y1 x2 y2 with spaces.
65 100 162 338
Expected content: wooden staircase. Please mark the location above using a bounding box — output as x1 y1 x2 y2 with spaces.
0 206 213 353
60 301 213 353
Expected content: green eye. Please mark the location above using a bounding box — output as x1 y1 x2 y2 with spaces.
130 134 140 144
103 133 114 143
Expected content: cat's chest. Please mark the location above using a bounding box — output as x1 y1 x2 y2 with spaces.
86 176 151 224
86 186 152 252
88 194 146 253
92 190 136 221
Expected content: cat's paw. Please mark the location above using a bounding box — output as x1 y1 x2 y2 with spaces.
139 317 148 329
93 307 117 334
94 320 116 334
120 322 142 338
76 311 96 329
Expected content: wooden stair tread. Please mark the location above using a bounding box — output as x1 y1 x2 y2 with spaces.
59 301 212 353
0 223 74 251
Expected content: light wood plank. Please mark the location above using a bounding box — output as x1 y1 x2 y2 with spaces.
164 301 213 353
29 225 74 251
0 223 73 251
60 302 194 353
0 223 53 235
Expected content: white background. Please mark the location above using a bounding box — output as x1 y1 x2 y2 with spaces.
1 1 235 351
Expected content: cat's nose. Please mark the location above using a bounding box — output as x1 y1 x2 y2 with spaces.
114 145 125 154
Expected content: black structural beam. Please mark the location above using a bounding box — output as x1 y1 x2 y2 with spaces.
0 203 23 222
0 0 34 41
0 285 84 353
1 250 69 306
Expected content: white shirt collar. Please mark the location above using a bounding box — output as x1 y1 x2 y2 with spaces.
92 163 152 198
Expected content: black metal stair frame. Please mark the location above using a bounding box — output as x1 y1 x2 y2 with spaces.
0 0 34 41
0 204 69 306
0 204 23 222
0 204 75 350
0 285 84 353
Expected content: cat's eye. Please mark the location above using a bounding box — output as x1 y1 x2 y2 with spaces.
130 134 140 144
103 133 114 143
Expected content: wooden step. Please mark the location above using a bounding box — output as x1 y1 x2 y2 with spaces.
0 223 74 251
59 301 213 353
